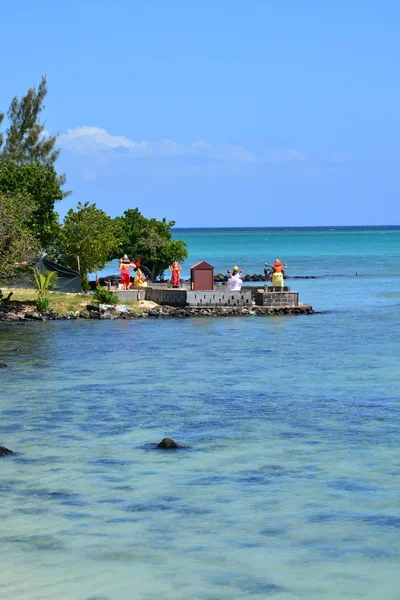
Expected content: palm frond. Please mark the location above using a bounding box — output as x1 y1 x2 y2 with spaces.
31 267 58 296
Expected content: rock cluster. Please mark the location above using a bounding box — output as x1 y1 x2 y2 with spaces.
0 304 81 322
142 305 313 318
0 301 314 323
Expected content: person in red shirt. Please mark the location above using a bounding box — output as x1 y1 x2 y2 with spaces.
118 255 136 290
170 261 181 288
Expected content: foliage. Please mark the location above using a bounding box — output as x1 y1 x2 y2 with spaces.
0 75 67 191
0 192 39 284
0 162 63 249
94 286 118 305
32 267 58 297
51 202 120 291
114 208 188 280
35 296 49 313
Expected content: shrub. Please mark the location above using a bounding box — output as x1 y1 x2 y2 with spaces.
35 296 49 313
32 267 58 296
94 286 117 305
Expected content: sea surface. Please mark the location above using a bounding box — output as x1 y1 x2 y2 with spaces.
1 226 399 599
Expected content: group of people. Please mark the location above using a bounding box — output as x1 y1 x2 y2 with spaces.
227 258 287 291
118 256 182 290
118 255 286 291
118 255 147 290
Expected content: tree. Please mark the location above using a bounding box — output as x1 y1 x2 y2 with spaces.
0 162 63 249
0 75 67 190
114 208 188 280
0 193 39 285
52 202 120 290
0 112 3 151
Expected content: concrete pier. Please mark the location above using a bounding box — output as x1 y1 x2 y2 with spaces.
110 284 304 310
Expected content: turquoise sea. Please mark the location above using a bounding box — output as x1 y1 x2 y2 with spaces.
1 227 399 599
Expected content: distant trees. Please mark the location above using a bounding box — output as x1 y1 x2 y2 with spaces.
51 202 120 290
114 208 188 280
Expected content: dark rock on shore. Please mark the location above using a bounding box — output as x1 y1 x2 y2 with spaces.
142 305 313 318
0 446 13 456
157 438 180 449
24 311 42 320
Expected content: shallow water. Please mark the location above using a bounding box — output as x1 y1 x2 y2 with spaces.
1 227 400 599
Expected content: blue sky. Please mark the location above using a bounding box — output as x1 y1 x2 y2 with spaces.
1 0 399 226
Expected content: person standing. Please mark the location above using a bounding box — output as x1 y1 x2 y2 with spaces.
118 255 136 290
170 261 181 288
270 258 286 287
227 266 243 291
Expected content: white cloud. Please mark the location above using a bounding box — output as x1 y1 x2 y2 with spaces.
58 126 305 165
264 149 306 162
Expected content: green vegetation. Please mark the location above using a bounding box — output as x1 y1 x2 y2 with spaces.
0 75 66 190
32 267 58 296
31 267 58 313
35 296 50 312
114 208 188 280
0 77 188 293
94 286 117 305
0 162 63 249
0 75 66 251
0 192 38 284
50 202 120 291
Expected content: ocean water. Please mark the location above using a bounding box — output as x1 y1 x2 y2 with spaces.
1 227 399 599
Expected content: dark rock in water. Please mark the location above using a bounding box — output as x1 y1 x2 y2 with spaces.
157 438 180 449
0 362 7 368
0 446 13 456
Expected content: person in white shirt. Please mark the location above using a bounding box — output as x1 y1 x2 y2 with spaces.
227 266 243 291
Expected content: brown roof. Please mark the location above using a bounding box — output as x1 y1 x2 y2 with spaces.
190 261 214 270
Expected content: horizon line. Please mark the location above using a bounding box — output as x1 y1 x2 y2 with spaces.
172 224 400 229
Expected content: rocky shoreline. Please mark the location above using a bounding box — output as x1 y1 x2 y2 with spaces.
0 301 314 323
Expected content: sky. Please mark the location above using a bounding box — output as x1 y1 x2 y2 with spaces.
1 0 400 227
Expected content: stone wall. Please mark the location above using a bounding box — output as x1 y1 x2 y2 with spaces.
255 290 299 307
186 289 252 307
112 289 146 302
111 285 298 309
146 287 187 306
144 286 254 307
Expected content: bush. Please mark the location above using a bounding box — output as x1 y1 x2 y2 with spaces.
94 286 117 305
35 296 49 312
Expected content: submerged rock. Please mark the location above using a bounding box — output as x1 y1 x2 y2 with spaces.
0 446 13 456
157 438 180 449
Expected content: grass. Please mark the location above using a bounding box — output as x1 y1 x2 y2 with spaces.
1 287 155 316
1 288 89 314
